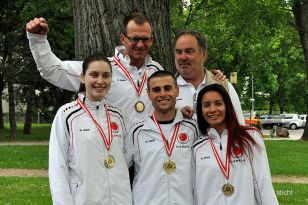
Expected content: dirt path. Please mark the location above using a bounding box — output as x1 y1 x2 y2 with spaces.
0 141 49 146
0 168 308 184
272 175 308 184
0 168 48 177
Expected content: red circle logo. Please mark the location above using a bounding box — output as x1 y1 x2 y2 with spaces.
111 122 119 132
233 146 242 157
177 133 189 144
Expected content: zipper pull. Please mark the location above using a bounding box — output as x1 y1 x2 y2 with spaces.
220 142 222 150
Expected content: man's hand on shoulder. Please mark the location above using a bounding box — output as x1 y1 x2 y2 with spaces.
181 106 194 119
26 17 49 35
211 69 226 81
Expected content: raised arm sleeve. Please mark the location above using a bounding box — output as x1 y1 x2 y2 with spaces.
27 32 82 91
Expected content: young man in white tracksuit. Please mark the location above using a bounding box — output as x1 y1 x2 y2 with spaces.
125 71 199 205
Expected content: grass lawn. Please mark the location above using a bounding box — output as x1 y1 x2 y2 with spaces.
0 177 51 205
0 124 51 141
0 177 307 205
265 140 308 176
274 183 308 205
0 146 48 169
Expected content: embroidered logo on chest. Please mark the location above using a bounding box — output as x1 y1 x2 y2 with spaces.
177 133 189 144
111 122 119 133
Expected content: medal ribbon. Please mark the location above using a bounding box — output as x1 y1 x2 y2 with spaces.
77 98 113 151
113 56 147 97
152 114 180 157
208 129 230 180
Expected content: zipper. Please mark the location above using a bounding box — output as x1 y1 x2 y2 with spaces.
168 174 171 205
96 106 112 203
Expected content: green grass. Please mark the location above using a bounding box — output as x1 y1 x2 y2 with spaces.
274 183 308 205
0 178 307 205
0 146 48 169
0 124 51 141
0 177 51 205
265 140 308 176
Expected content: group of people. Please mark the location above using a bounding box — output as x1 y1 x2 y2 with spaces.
26 12 278 205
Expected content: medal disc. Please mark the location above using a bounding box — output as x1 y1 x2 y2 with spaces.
104 155 115 168
222 183 234 197
135 101 145 113
163 159 176 174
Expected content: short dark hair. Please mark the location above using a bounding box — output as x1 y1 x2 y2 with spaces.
79 53 112 92
122 12 152 35
175 30 207 53
147 70 177 90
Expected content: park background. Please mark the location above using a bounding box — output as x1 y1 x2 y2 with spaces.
0 0 307 204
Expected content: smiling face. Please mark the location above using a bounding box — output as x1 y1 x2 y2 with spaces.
120 20 153 68
147 75 179 116
201 91 226 133
80 60 112 101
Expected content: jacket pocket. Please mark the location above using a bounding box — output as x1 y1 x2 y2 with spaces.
69 182 81 199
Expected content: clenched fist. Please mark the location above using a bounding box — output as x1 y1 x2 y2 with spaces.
26 17 49 35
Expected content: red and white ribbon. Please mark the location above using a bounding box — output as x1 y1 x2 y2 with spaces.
77 98 113 151
113 56 147 97
208 129 230 180
152 114 180 157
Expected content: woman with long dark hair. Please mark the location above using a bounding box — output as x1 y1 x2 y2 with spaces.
193 84 278 205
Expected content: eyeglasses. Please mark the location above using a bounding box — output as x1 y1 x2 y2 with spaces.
124 34 153 43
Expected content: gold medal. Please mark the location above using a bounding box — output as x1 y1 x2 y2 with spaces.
222 183 234 197
104 155 115 168
163 159 176 174
135 101 145 113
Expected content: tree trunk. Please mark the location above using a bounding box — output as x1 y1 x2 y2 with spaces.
0 44 6 130
277 73 285 114
269 96 274 114
72 0 174 72
0 92 4 129
293 0 308 140
23 86 35 135
8 81 16 139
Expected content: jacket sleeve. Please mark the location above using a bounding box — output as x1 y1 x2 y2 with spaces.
251 131 279 205
49 108 74 205
27 32 82 92
227 82 245 125
124 125 135 168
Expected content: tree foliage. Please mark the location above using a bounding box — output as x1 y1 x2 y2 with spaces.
0 0 75 137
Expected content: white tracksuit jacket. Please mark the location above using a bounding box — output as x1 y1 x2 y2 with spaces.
27 32 163 125
193 128 279 205
49 95 132 205
125 110 199 205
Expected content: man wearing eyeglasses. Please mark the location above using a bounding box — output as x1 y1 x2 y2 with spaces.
26 13 224 125
26 12 162 125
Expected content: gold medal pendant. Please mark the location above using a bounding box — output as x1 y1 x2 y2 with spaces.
135 101 145 113
104 155 115 168
222 183 234 197
163 159 176 174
